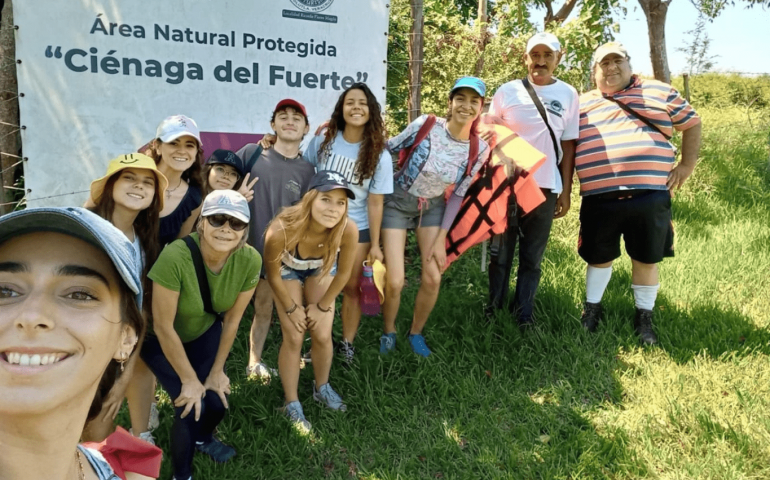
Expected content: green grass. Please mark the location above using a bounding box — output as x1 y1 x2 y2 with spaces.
118 107 770 479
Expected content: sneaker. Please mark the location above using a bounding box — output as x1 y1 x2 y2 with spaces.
634 308 658 345
379 332 396 355
148 401 160 431
408 333 432 357
337 340 355 366
517 315 535 331
129 429 156 446
246 362 277 383
284 400 312 433
195 437 236 463
581 302 603 333
313 381 347 412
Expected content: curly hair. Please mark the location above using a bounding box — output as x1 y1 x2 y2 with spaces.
267 189 348 278
317 83 386 185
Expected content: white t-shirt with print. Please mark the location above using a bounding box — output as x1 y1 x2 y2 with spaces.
490 78 580 194
306 132 393 231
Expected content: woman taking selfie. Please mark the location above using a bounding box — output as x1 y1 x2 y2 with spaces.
0 207 160 479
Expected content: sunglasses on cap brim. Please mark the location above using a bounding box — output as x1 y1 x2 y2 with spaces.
206 214 248 231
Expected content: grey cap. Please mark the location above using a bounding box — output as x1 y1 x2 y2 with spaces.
201 190 250 223
0 207 143 309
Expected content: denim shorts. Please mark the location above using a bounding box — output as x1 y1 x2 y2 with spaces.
280 261 338 283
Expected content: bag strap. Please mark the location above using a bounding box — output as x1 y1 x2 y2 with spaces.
397 114 437 170
244 144 264 174
521 77 560 163
182 236 216 316
603 96 672 141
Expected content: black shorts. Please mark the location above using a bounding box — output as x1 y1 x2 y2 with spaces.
578 189 674 265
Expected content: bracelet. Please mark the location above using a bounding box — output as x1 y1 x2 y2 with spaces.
286 303 298 315
316 303 332 313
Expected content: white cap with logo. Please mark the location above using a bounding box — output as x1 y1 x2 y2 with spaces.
526 32 561 53
155 114 202 146
201 190 250 223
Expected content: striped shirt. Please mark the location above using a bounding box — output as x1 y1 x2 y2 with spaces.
575 76 700 196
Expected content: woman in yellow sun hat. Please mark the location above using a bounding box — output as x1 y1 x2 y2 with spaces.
82 152 167 444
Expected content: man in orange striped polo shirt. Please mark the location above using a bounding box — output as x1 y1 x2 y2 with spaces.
574 42 702 344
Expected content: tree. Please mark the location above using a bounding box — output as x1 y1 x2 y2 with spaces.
676 13 718 75
0 0 21 213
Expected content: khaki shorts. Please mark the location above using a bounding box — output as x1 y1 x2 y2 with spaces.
382 187 445 230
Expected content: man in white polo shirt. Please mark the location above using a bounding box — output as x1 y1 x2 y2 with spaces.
486 32 580 328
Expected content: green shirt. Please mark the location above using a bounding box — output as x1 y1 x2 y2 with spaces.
149 233 262 343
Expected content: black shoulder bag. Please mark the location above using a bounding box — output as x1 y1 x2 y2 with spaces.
604 96 677 155
521 77 560 163
182 236 224 322
244 144 264 174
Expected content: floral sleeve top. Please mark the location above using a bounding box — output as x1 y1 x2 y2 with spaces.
388 114 489 199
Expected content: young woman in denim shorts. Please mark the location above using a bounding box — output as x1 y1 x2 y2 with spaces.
380 77 490 357
263 170 359 432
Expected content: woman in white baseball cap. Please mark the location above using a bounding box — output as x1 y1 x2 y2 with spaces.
0 207 161 480
146 114 206 247
140 190 261 480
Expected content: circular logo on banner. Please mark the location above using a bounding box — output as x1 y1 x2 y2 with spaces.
290 0 334 12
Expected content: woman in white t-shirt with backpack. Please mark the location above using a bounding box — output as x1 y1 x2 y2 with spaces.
304 83 394 365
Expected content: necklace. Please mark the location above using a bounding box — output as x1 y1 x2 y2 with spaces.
165 177 184 198
75 449 85 480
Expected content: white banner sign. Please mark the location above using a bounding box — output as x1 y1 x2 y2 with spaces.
14 0 390 206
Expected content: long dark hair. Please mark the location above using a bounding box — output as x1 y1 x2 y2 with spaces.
147 138 205 193
318 83 386 185
88 172 161 318
87 280 145 421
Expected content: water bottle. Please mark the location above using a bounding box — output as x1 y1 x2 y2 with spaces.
359 261 381 316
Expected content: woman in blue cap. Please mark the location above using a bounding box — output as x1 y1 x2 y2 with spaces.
380 76 490 357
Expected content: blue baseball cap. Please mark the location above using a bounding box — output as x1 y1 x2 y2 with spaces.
450 76 487 98
308 170 355 200
0 207 143 309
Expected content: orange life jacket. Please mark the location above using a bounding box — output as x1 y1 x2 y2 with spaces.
445 124 546 266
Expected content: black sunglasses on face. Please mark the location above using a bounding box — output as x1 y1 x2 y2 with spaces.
206 214 248 231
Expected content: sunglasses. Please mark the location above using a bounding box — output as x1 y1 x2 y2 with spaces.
206 214 248 231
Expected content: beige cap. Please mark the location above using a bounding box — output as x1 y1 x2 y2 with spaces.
592 42 629 66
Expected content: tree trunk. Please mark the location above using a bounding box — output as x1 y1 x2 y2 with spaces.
0 0 21 213
474 0 489 76
408 0 424 123
638 0 671 83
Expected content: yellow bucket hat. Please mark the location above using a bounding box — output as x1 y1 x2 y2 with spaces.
90 153 169 210
372 259 386 304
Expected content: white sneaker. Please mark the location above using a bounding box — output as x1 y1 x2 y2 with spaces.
246 362 277 383
129 429 156 446
148 401 160 431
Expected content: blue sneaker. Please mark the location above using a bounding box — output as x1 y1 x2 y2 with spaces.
379 332 397 354
195 437 235 463
408 333 432 357
284 400 312 433
313 381 347 412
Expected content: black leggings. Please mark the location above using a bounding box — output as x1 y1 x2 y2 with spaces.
140 321 227 479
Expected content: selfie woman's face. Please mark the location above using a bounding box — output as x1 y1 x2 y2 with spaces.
0 232 130 417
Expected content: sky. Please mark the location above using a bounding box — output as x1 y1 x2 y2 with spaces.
608 0 770 76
